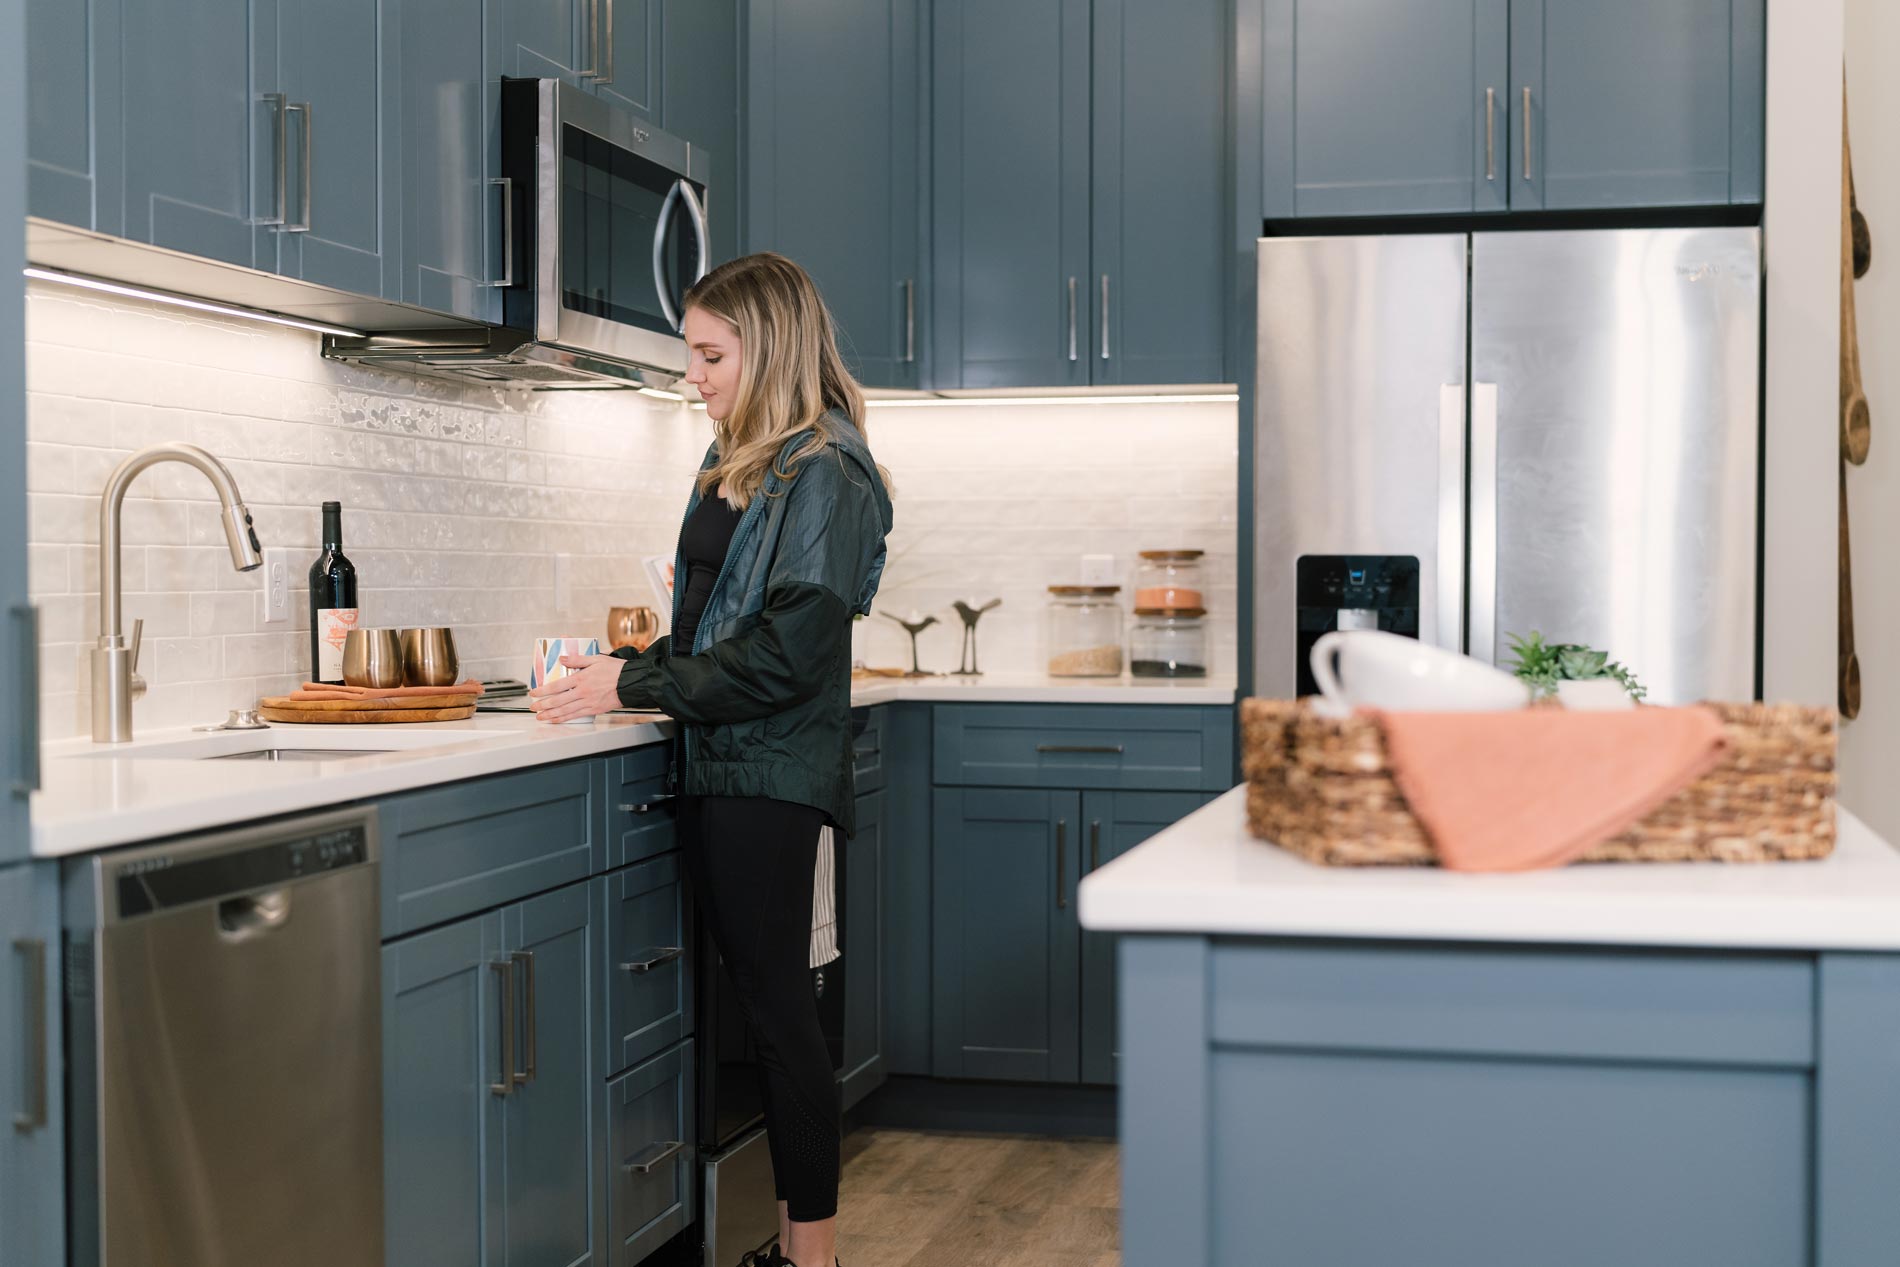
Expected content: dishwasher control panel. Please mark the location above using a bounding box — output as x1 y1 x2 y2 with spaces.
108 814 375 920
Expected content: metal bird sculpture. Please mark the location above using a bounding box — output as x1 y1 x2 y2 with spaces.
950 598 1003 676
879 610 939 677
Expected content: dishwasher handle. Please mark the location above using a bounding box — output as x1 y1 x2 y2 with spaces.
217 889 291 940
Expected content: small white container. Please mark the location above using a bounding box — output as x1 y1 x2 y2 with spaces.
1556 678 1637 711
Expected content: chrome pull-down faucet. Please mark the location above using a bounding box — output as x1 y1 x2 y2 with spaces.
93 443 263 743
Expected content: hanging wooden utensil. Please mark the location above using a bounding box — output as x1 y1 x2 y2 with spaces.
1842 89 1872 466
1841 462 1862 718
1852 163 1873 279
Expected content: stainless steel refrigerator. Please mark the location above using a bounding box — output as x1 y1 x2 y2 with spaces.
1252 227 1762 705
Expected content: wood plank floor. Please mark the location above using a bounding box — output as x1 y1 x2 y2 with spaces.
834 1128 1121 1267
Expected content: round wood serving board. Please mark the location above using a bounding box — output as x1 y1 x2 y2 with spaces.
258 704 478 724
260 692 482 712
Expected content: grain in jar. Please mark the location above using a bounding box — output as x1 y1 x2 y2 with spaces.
1047 586 1124 677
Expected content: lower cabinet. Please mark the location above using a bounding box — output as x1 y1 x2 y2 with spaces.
932 785 1214 1085
841 787 886 1110
383 883 599 1267
0 864 63 1267
606 1040 697 1266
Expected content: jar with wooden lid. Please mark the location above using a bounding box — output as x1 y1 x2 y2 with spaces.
1046 586 1124 677
1130 607 1209 678
1134 550 1206 612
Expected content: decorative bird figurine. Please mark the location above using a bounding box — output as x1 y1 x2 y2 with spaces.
950 598 1003 676
879 610 939 676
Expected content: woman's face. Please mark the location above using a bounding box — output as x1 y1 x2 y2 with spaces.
683 306 743 421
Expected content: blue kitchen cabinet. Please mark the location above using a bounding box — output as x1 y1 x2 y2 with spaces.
116 0 270 267
748 0 924 388
1078 790 1213 1085
931 0 1091 388
3 0 32 865
269 0 400 297
0 865 63 1267
25 0 103 228
495 0 592 82
591 0 663 123
841 787 886 1110
661 0 739 267
1508 0 1764 210
383 911 507 1267
395 0 502 321
1261 0 1510 219
931 787 1083 1082
1090 0 1228 385
881 703 934 1076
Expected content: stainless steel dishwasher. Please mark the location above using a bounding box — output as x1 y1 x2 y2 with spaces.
64 807 384 1267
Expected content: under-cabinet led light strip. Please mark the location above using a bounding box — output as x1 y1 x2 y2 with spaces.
23 266 368 339
863 392 1239 408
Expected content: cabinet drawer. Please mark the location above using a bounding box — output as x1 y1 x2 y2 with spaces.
1209 942 1816 1069
933 704 1234 791
602 856 691 1078
381 760 602 937
851 706 886 793
609 744 678 869
608 1040 697 1267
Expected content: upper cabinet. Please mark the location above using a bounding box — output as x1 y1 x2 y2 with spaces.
746 0 925 389
931 0 1228 389
494 0 662 119
1509 0 1764 211
25 0 101 228
1262 0 1764 219
662 0 740 268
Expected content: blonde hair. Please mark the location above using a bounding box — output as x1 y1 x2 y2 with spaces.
685 252 871 508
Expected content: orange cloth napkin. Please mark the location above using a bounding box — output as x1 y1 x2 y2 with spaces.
288 680 486 702
1375 705 1727 872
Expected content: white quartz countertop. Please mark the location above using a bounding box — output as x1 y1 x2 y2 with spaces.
31 674 1236 858
1078 786 1900 952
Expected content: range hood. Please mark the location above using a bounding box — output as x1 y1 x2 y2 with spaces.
320 326 684 391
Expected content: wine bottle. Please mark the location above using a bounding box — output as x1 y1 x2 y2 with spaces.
308 501 359 684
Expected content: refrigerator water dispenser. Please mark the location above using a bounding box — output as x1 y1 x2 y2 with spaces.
1294 555 1419 696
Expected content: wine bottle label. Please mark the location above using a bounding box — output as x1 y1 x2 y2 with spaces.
317 607 360 681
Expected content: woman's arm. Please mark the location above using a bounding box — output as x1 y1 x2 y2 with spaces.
614 582 847 722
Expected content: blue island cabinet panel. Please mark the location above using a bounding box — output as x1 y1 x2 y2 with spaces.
1090 0 1227 386
118 0 268 267
1078 790 1212 1085
383 912 506 1267
396 0 500 321
931 0 1091 388
1510 0 1764 210
0 865 63 1267
272 0 399 297
1261 0 1509 219
26 0 104 228
747 0 923 389
931 787 1081 1082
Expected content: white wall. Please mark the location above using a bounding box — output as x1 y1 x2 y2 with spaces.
26 283 1239 739
1842 0 1900 838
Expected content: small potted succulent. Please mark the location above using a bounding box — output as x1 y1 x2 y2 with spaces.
1505 632 1647 709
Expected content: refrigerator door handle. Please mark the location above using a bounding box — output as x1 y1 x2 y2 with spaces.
1469 382 1500 663
1436 384 1467 653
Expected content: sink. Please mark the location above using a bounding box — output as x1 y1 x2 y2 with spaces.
75 729 509 762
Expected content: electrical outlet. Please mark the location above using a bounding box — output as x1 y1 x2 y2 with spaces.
1080 553 1118 586
260 548 292 625
553 552 572 614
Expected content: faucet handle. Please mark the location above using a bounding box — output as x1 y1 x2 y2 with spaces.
129 618 144 671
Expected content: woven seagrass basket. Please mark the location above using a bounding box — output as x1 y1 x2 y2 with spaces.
1240 698 1838 867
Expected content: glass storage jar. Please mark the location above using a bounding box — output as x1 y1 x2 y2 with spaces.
1129 607 1209 677
1046 586 1125 677
1134 550 1207 612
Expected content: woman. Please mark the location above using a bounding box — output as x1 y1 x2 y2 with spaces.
530 252 892 1267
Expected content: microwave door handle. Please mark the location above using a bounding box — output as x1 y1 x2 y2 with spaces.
653 178 686 332
679 179 711 285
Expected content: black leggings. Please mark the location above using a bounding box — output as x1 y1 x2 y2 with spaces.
679 795 840 1223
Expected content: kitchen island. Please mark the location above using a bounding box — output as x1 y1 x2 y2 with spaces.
1079 788 1900 1267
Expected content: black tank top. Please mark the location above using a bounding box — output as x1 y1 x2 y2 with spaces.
674 492 743 653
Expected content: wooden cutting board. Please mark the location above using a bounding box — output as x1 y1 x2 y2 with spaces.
260 692 482 712
259 704 478 724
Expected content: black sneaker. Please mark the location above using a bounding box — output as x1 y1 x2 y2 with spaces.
739 1245 786 1267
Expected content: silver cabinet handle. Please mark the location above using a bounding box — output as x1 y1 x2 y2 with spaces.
1484 87 1496 181
286 102 312 232
511 950 536 1085
1100 274 1110 360
618 796 674 814
623 1139 684 1175
597 0 616 85
258 93 287 226
490 959 515 1097
1036 743 1124 755
621 947 683 974
12 938 47 1133
1055 820 1067 909
1089 820 1101 872
581 0 602 79
489 177 516 288
1521 86 1532 181
1066 277 1078 362
12 606 39 795
902 279 916 363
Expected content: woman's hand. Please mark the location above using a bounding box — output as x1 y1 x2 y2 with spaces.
529 654 625 723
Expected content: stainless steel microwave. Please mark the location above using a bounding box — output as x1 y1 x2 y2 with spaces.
326 79 710 390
